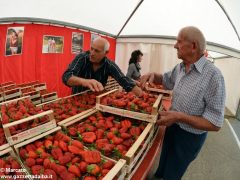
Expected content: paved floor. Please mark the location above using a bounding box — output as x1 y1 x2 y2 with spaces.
147 119 240 180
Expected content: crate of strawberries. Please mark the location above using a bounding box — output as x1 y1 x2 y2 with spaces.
0 147 30 179
37 91 102 126
14 127 126 180
0 96 57 145
96 89 162 123
145 83 172 100
61 109 156 176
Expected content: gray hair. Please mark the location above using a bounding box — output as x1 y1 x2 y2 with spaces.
104 40 110 52
180 26 206 54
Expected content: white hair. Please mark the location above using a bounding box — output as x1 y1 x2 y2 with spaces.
180 26 206 54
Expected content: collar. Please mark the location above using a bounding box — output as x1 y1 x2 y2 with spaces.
180 56 207 74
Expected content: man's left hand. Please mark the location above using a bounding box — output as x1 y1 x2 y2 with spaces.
157 111 180 126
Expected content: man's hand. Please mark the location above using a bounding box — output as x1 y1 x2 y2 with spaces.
156 111 180 127
81 79 104 92
139 73 155 88
131 85 143 96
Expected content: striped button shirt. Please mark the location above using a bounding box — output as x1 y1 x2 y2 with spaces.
62 51 136 94
162 56 226 134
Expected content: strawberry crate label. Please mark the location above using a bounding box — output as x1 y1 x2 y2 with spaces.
7 121 56 145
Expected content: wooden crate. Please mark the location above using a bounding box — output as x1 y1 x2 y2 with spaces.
14 127 126 180
31 96 41 105
0 91 4 102
0 147 31 179
18 80 40 88
41 92 58 103
145 84 172 100
3 88 22 101
2 110 56 145
96 89 163 123
0 81 15 87
62 109 155 168
33 83 47 91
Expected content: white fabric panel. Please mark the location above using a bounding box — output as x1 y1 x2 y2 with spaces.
115 41 179 77
215 57 240 116
121 0 240 50
0 0 139 35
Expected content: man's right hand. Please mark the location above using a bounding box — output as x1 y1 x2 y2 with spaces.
139 73 155 88
81 79 104 92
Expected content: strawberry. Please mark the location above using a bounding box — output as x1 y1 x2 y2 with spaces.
120 132 131 139
26 144 37 152
112 137 123 145
95 129 104 139
68 127 77 136
51 147 63 159
44 139 53 149
84 176 97 180
130 127 141 136
34 141 44 148
59 140 68 151
42 169 57 180
71 140 83 149
59 171 76 180
71 157 81 164
36 158 44 165
68 164 81 177
78 161 88 173
28 151 38 159
101 169 110 176
81 150 101 164
25 158 36 167
120 120 132 129
87 164 101 176
43 158 51 169
0 159 6 168
68 145 81 155
81 132 96 143
102 160 114 170
19 148 28 159
58 155 72 165
106 132 115 140
31 165 44 175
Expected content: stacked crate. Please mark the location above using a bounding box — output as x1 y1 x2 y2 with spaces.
105 76 120 91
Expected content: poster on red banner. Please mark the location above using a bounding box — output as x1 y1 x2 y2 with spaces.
5 27 24 56
42 35 64 53
72 32 83 54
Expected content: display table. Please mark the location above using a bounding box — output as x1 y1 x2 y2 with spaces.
131 99 171 180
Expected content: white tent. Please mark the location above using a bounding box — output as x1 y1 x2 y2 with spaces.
1 0 240 115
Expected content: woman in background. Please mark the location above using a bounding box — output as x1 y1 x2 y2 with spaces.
126 50 143 84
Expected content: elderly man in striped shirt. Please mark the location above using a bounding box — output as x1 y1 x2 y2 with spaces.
140 26 226 180
62 37 142 96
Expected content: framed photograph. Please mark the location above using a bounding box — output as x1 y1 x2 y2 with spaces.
42 35 64 53
5 27 24 56
72 32 83 54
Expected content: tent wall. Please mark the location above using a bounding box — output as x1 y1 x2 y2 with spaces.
116 38 240 116
0 24 116 97
214 57 240 116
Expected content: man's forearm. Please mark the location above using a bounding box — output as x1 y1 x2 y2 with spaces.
67 76 84 86
178 112 220 131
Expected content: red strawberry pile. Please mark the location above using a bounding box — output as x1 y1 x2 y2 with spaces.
0 154 26 179
100 91 157 114
66 111 146 159
21 87 36 94
42 92 101 123
19 131 115 180
39 89 50 96
0 99 46 135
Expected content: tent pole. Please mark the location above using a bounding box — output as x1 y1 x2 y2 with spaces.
116 0 144 38
215 0 240 42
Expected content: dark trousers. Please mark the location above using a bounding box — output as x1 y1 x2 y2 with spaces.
155 124 207 180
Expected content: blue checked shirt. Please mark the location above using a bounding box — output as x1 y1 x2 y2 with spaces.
62 51 136 94
162 56 226 134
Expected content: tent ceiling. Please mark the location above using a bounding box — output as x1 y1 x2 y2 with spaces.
0 0 240 51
